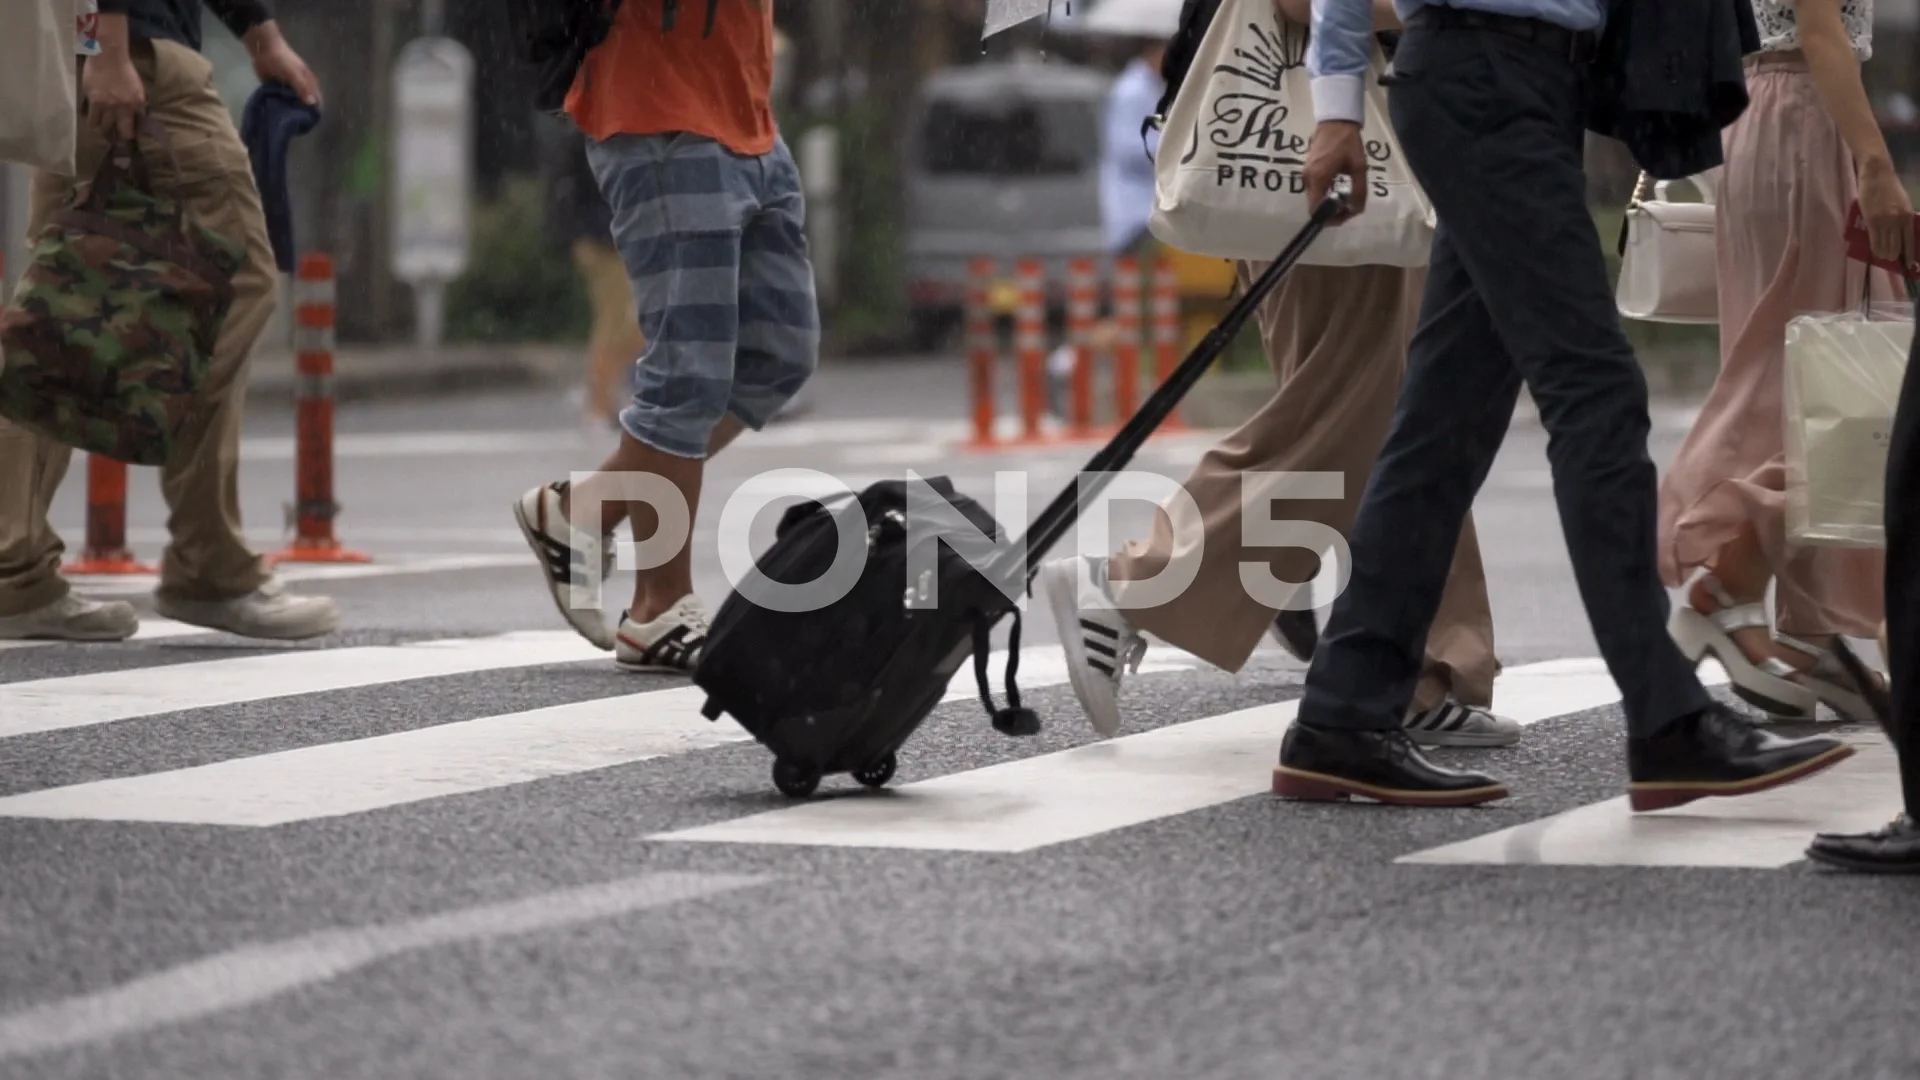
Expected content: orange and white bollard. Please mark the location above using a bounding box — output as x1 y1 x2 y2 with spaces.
267 254 369 566
1015 258 1047 442
967 256 997 448
63 454 156 575
1112 255 1142 425
1151 255 1185 431
1066 256 1098 437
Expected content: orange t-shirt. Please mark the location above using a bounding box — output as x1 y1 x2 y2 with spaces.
565 0 777 158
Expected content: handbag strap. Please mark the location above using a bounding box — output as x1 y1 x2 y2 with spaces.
77 116 189 225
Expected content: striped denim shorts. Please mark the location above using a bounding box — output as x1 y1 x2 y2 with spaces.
585 131 820 458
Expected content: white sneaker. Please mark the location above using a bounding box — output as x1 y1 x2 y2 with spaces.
512 480 617 651
1403 699 1522 748
614 595 711 673
1038 555 1146 737
0 594 138 641
155 577 338 640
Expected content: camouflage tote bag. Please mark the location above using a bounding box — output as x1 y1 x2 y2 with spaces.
0 118 246 465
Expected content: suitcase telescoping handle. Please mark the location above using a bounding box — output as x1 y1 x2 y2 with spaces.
992 178 1353 593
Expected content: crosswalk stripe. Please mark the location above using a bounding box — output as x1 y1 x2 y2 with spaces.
0 647 1204 825
649 656 1705 854
1396 731 1898 869
0 691 749 826
0 631 607 738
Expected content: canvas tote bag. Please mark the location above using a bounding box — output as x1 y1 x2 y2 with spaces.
1147 0 1433 267
0 0 80 175
1781 305 1913 547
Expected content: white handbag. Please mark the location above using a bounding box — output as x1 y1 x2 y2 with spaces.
0 0 79 175
1146 1 1434 268
1781 305 1913 548
1614 170 1719 324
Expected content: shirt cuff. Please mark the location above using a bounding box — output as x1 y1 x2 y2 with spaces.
1309 75 1366 125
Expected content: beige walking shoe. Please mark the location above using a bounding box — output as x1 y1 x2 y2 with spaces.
0 595 139 641
155 577 339 640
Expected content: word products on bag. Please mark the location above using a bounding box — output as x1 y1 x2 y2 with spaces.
1148 2 1432 267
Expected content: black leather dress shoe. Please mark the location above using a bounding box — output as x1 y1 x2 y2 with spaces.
1273 722 1509 806
1626 702 1854 812
1806 813 1920 873
1269 609 1319 663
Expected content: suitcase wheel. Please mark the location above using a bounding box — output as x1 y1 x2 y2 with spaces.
852 752 897 790
771 758 821 799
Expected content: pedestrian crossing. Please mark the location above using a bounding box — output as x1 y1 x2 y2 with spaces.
0 630 1895 870
0 633 1202 825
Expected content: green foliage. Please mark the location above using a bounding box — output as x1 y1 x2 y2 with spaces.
444 176 591 345
830 103 909 348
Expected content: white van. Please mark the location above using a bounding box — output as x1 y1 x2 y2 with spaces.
901 57 1114 351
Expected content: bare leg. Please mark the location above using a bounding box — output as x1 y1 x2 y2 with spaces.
564 415 745 622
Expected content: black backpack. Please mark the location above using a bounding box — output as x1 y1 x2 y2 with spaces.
513 0 731 115
511 0 624 114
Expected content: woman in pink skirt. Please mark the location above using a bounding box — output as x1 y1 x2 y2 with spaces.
1659 0 1915 722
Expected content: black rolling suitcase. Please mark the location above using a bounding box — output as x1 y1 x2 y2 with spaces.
693 185 1350 797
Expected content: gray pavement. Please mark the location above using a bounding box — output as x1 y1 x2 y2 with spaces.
3 360 1914 1080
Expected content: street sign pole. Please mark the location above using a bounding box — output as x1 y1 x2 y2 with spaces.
390 35 472 354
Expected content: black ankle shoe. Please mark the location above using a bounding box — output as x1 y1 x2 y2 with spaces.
1806 813 1920 873
1269 609 1319 663
1626 702 1854 812
1272 722 1509 806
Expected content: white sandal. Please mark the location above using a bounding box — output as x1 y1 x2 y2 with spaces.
1668 576 1820 719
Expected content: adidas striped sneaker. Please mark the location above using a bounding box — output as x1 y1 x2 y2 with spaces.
1402 699 1522 748
512 480 618 651
1038 554 1147 738
614 596 711 674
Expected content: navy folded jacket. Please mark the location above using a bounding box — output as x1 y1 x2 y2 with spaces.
239 81 322 274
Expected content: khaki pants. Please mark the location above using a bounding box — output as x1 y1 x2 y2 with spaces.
572 237 643 422
0 38 275 617
1108 261 1499 712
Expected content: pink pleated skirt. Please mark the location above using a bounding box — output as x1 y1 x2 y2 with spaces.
1656 52 1903 637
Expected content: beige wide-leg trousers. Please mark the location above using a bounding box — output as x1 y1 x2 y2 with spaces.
1107 260 1499 712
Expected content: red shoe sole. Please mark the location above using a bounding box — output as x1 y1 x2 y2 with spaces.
1271 766 1509 807
1628 743 1856 812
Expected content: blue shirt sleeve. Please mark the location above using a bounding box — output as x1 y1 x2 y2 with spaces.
1307 0 1373 124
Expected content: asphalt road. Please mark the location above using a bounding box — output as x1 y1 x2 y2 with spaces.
3 357 1915 1080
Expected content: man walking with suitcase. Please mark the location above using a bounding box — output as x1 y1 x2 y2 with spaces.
512 0 819 671
0 0 339 643
1272 0 1854 807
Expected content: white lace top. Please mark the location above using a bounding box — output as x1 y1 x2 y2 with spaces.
1752 0 1873 62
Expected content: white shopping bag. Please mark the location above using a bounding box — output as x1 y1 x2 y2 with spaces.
0 0 79 175
1147 0 1434 267
1782 306 1913 547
